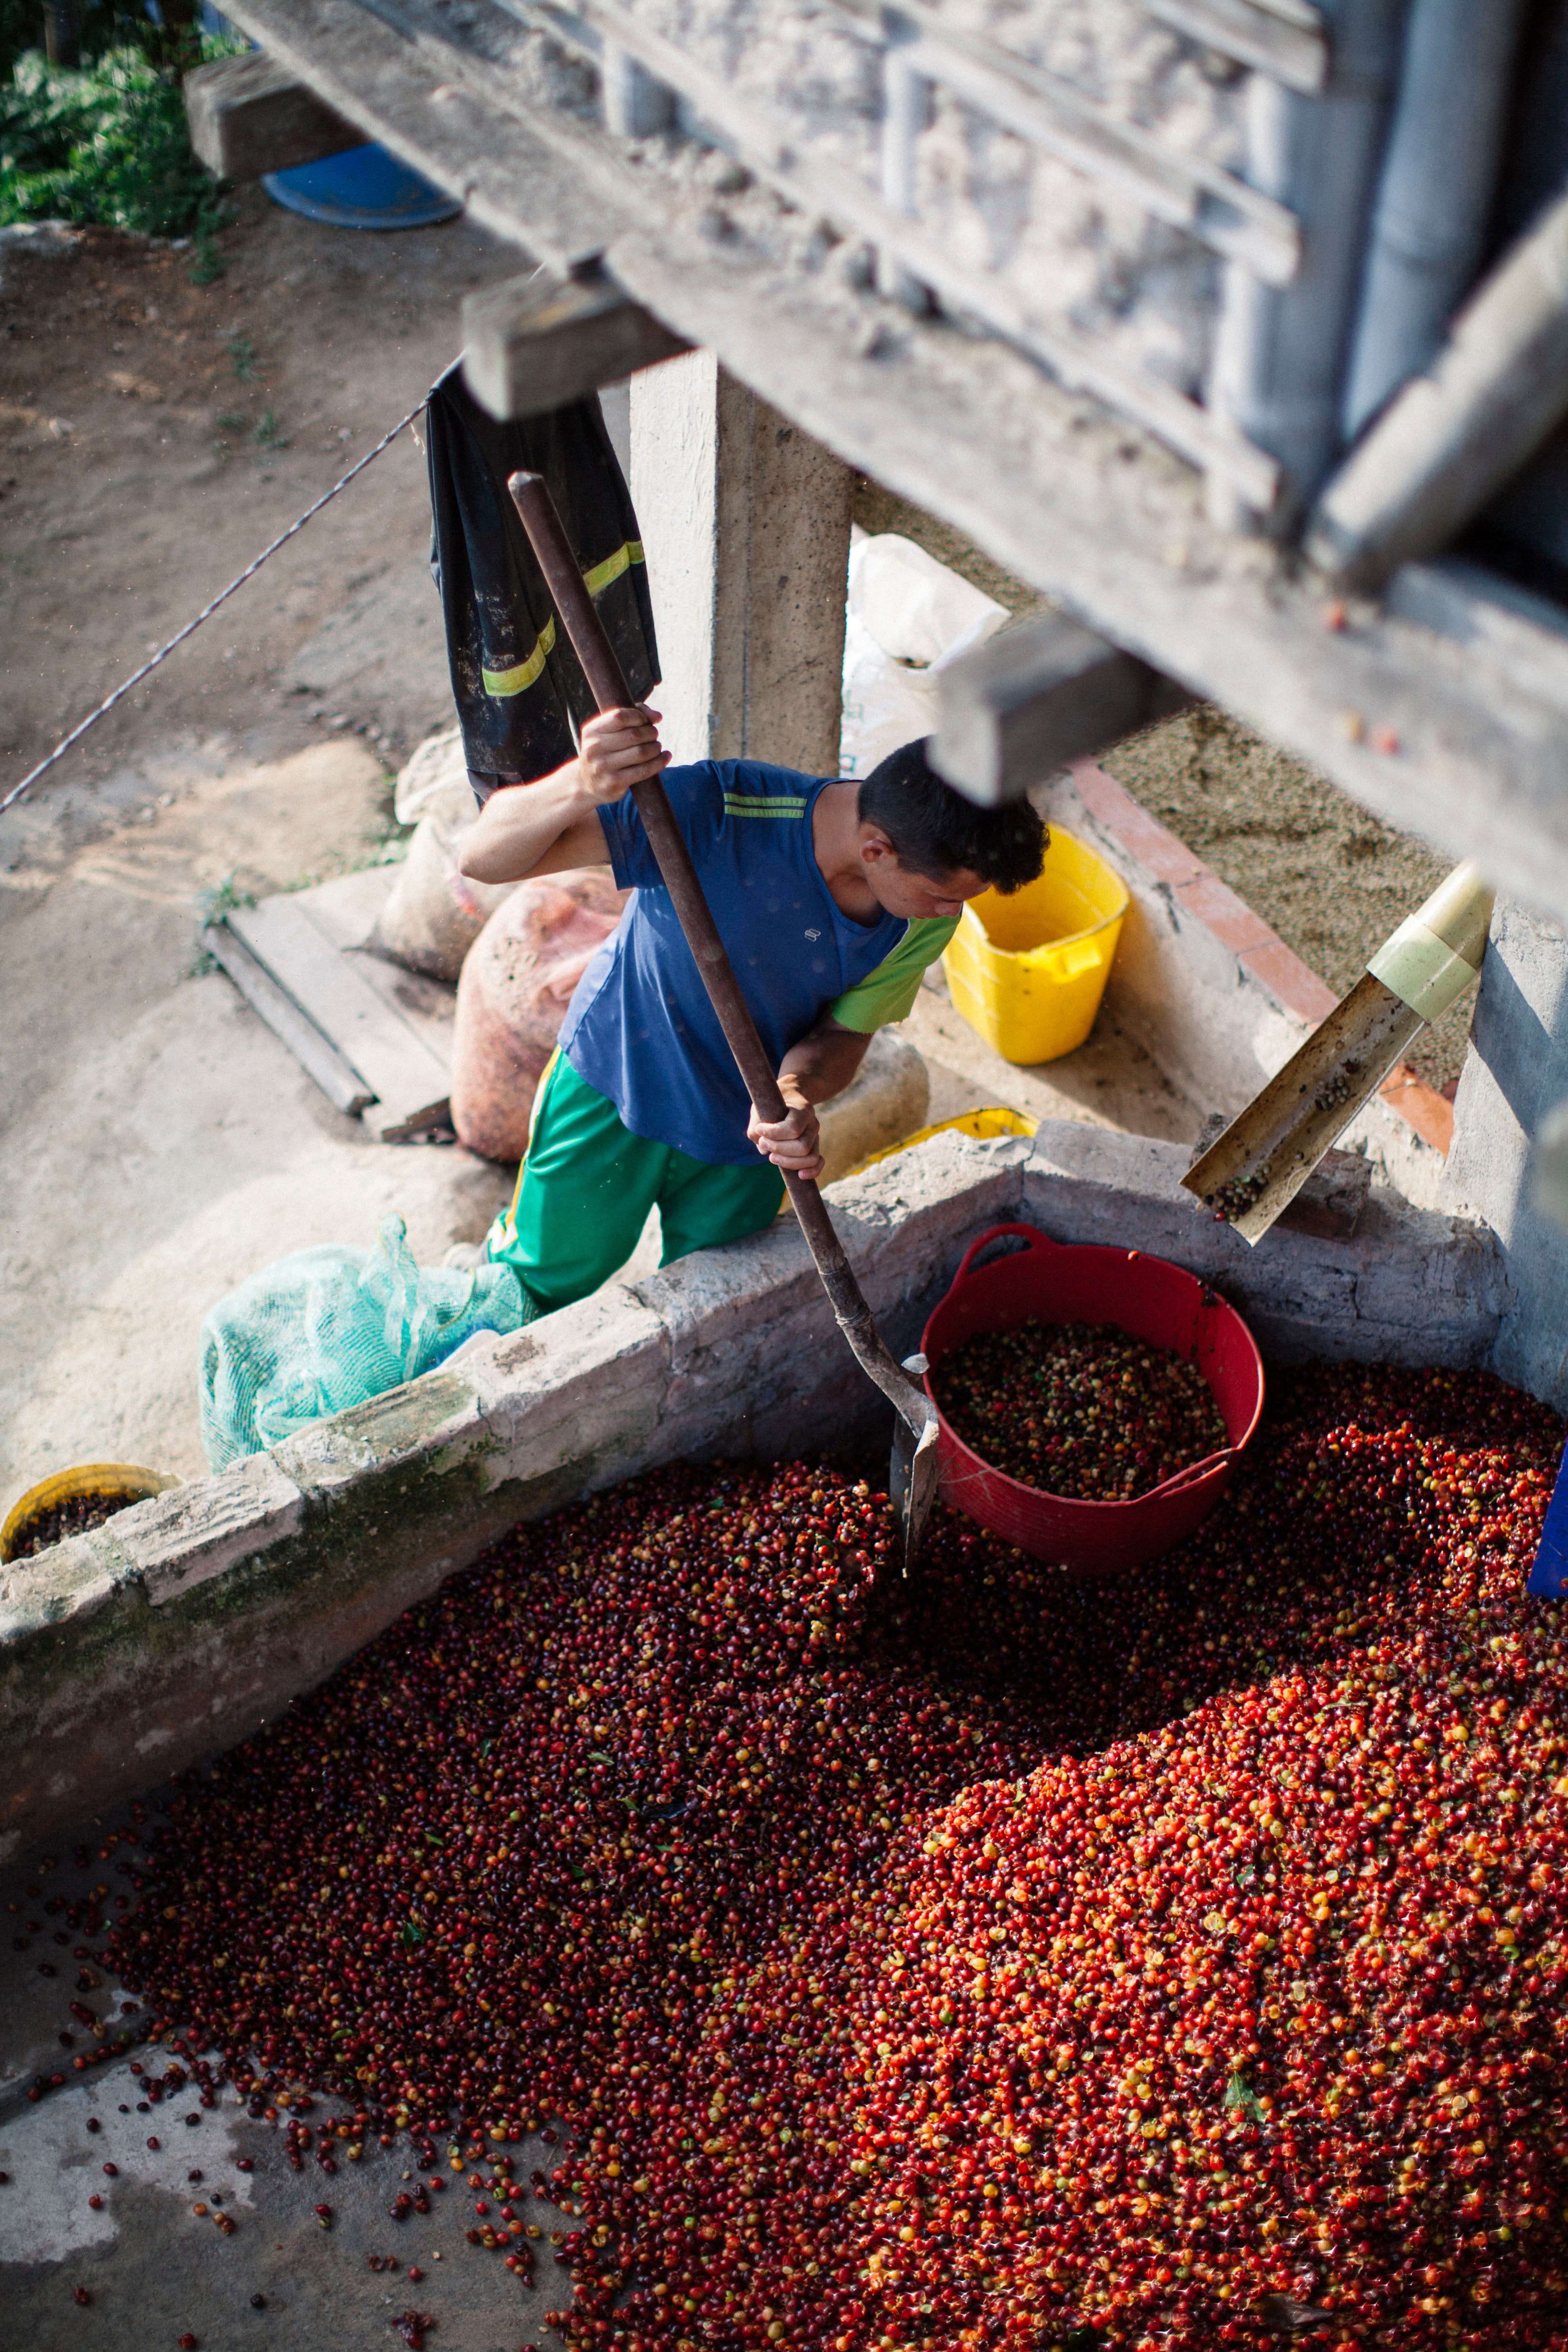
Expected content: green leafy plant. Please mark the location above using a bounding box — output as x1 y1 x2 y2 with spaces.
3 0 211 83
252 406 287 450
196 870 255 924
186 209 224 282
226 331 257 382
188 868 256 975
0 31 242 237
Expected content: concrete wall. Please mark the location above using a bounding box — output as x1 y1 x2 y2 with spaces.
0 1127 1505 1854
629 349 853 773
1442 902 1568 1412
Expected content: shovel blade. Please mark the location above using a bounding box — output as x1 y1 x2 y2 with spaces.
1181 972 1423 1244
890 1399 942 1574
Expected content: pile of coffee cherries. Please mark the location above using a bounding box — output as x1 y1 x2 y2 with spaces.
110 1362 1568 2351
932 1319 1229 1498
12 1488 131 1556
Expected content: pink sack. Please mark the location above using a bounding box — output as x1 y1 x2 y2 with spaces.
451 868 629 1161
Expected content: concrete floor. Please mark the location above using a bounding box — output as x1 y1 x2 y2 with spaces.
0 732 518 1501
904 966 1198 1146
0 1812 573 2352
0 860 1197 2344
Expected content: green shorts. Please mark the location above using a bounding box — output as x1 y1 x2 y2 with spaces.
485 1052 785 1320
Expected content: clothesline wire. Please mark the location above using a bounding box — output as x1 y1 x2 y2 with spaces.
1 386 436 820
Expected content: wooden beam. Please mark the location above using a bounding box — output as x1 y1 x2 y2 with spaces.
209 0 1568 927
219 0 1277 497
838 0 1302 283
931 613 1194 805
183 51 361 180
562 0 1282 500
1142 0 1328 94
227 896 452 1141
604 209 1568 921
202 921 374 1117
462 266 689 422
214 0 634 278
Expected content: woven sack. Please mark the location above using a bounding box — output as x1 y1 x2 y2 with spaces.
451 869 628 1162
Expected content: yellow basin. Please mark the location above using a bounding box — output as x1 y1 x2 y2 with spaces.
943 825 1128 1064
2 1462 180 1563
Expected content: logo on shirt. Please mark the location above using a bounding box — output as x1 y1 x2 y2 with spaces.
804 928 822 941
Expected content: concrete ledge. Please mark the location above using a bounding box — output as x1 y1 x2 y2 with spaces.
114 1453 304 1605
0 1538 119 1638
637 1126 1032 1460
0 1125 1508 1852
0 1138 1028 1853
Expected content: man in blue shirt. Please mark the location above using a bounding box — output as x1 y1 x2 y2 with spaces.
459 701 1044 1318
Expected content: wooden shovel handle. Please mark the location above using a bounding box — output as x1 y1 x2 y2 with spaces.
506 469 924 1421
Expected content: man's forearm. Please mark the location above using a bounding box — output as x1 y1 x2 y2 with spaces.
778 1021 871 1105
459 760 603 885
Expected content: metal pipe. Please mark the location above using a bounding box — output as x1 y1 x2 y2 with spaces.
1205 0 1409 531
1306 183 1568 586
1342 0 1530 440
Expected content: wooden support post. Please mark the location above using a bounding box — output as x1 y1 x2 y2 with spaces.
931 611 1194 805
184 51 361 181
460 266 689 424
630 349 854 772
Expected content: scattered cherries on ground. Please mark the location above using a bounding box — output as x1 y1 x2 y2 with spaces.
98 1365 1568 2350
933 1318 1228 1498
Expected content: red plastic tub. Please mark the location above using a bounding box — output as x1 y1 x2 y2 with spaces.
920 1223 1266 1572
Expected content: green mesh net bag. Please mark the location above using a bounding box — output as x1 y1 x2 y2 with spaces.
199 1214 528 1471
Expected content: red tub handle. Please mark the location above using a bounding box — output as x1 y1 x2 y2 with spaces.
1144 1447 1235 1500
946 1222 1061 1296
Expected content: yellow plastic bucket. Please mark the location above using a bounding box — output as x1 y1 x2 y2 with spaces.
1 1462 179 1563
942 826 1128 1065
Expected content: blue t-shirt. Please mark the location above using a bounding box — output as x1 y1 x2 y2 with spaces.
559 761 911 1167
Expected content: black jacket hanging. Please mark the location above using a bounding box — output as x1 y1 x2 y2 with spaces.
425 362 660 781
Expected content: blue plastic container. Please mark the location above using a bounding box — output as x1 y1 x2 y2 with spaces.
1528 1441 1568 1599
263 142 462 231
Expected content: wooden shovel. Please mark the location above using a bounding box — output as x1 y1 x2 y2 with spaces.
507 470 941 1570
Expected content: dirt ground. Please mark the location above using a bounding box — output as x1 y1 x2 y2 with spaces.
853 481 1472 1092
1 186 492 783
0 195 525 1505
1104 711 1469 1094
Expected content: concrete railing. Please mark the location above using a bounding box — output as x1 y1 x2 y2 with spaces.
0 1124 1507 1856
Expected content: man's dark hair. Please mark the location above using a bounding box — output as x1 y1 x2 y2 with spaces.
857 738 1045 893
